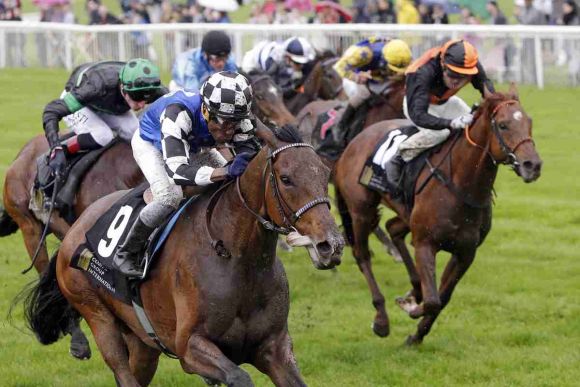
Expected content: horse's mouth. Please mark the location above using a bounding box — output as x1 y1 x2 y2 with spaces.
286 231 343 270
515 159 542 183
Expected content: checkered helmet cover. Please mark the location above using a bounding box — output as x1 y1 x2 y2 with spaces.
200 71 253 119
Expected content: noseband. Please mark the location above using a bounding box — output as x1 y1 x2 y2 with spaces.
465 99 534 169
237 142 331 235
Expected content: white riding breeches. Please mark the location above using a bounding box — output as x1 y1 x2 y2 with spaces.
342 78 371 108
60 91 139 145
398 95 470 162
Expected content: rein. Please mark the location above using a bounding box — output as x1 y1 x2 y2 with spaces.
206 143 331 257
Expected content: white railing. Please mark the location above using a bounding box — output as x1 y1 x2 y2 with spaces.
1 21 580 88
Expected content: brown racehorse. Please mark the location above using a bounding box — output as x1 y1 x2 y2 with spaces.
24 125 344 386
285 55 346 116
296 77 406 150
246 71 296 127
2 135 143 359
334 85 542 344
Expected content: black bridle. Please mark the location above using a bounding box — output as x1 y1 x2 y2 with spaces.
206 143 331 257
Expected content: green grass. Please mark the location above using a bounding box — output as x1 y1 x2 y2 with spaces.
0 68 579 386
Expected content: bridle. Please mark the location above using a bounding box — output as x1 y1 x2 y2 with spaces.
465 99 534 169
206 142 331 257
237 142 331 235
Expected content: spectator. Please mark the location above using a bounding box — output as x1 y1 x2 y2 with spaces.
487 0 507 24
559 0 579 24
284 0 313 12
396 0 419 24
515 0 546 25
88 2 123 24
515 0 546 84
170 30 237 92
418 3 433 23
371 0 397 23
431 4 448 24
352 0 371 23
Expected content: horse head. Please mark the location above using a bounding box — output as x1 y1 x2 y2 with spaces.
252 123 344 269
475 84 542 183
315 56 345 101
247 71 295 127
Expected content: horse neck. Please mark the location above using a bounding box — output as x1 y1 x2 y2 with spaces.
303 63 321 97
449 111 499 204
212 149 278 268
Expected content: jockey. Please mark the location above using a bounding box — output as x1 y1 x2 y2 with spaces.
241 36 317 99
386 39 496 192
43 59 165 176
317 37 412 160
170 30 238 92
113 71 257 277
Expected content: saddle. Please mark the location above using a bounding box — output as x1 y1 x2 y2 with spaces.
359 125 440 211
31 137 118 224
70 183 202 304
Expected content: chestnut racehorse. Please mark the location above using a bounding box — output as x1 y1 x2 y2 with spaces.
24 125 344 386
334 86 542 344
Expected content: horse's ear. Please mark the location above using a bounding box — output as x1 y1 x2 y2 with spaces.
508 82 520 101
254 118 279 150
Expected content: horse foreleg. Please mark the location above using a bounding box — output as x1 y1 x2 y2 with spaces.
179 334 254 387
124 332 161 386
372 226 402 263
386 217 422 307
352 215 390 338
253 330 306 387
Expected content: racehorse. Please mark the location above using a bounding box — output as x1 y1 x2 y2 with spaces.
285 55 346 116
296 77 406 150
24 124 344 386
246 71 296 127
333 85 542 344
2 135 143 359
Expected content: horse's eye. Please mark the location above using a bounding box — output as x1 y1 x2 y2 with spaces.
255 94 264 101
280 175 293 186
499 123 508 131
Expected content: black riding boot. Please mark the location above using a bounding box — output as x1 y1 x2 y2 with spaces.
385 154 405 197
112 217 154 278
316 104 356 161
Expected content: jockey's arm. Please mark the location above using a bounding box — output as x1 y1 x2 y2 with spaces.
42 91 85 149
405 72 452 130
472 62 496 96
333 46 373 83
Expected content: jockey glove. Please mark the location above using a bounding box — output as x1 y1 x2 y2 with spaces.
450 113 474 130
226 152 253 178
49 147 67 175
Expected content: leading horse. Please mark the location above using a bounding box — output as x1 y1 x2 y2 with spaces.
334 85 542 344
24 125 344 386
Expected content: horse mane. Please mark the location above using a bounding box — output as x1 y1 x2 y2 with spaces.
272 124 303 143
475 90 514 122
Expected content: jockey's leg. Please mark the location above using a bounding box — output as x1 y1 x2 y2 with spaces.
62 107 116 155
100 110 140 143
113 132 183 277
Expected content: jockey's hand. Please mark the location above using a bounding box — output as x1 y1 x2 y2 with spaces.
450 113 474 130
226 152 253 178
355 71 372 84
49 146 67 176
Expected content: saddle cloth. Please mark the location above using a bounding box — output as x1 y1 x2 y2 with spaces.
314 104 344 141
359 125 435 210
70 183 198 304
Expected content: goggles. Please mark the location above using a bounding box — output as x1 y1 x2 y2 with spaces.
444 67 470 80
125 89 156 103
122 77 161 91
213 115 238 125
208 54 229 62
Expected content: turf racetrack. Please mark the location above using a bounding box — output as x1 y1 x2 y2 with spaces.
0 69 578 386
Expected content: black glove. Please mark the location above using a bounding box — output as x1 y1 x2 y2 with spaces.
49 147 67 176
226 152 253 179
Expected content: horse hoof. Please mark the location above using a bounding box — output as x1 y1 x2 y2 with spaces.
396 295 421 319
405 335 422 346
202 376 221 386
69 342 92 360
372 322 390 338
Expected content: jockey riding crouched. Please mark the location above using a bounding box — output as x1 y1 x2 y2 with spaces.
113 71 258 278
317 37 412 160
385 39 496 194
43 59 166 176
170 30 238 92
241 36 317 99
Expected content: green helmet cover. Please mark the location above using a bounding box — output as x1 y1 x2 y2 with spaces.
119 58 161 91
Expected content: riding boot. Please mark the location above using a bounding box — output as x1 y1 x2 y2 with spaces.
385 154 405 197
316 104 356 161
112 217 155 278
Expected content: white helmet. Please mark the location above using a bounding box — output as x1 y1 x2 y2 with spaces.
283 37 316 64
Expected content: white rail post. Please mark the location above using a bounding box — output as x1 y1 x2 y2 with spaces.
534 33 544 89
118 31 126 61
0 29 6 68
65 30 73 70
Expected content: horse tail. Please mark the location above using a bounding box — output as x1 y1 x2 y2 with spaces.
0 202 19 236
335 186 355 246
21 251 80 345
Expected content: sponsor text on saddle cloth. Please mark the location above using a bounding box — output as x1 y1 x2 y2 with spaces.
70 184 199 304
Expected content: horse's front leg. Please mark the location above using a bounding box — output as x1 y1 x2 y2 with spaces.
405 242 439 345
253 329 306 387
178 334 254 387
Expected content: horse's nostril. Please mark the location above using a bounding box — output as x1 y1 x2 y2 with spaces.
522 160 534 170
316 241 332 256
